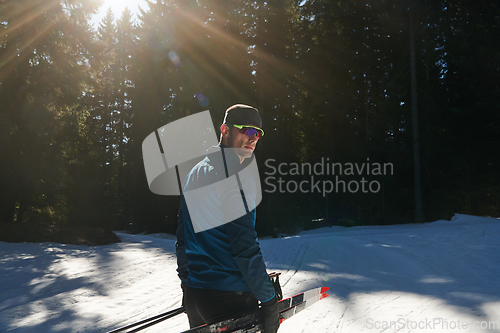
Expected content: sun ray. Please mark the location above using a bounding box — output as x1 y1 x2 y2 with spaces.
168 4 295 101
0 0 62 81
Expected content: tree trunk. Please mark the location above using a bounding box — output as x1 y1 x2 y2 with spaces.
409 0 424 223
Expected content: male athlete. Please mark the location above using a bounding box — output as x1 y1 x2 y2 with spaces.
176 104 279 333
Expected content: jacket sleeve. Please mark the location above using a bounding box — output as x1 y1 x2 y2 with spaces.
224 190 276 302
175 196 188 283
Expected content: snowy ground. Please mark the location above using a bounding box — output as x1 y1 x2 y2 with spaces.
1 214 500 333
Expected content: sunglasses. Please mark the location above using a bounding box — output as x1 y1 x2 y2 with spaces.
229 124 264 139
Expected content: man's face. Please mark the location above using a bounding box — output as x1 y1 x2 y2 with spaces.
223 124 260 163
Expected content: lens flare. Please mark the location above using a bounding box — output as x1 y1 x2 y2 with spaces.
168 51 181 66
196 92 209 107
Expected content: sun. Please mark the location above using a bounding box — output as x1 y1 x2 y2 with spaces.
93 0 148 27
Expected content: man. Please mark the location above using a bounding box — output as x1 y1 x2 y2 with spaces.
176 104 280 333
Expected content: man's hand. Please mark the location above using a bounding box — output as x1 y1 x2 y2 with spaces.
260 296 280 333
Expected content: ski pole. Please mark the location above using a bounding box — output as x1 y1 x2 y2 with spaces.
106 306 185 333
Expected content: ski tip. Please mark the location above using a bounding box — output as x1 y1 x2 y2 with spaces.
320 287 330 293
320 293 329 300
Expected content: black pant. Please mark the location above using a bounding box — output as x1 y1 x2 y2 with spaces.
184 286 259 328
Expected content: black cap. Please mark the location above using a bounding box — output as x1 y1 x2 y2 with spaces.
223 104 262 129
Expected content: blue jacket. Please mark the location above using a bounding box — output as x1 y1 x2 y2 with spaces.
176 144 275 302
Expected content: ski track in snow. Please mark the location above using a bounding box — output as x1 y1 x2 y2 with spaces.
1 214 500 333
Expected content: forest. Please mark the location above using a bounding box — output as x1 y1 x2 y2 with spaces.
1 0 499 237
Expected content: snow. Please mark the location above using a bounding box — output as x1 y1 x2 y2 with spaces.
1 214 500 333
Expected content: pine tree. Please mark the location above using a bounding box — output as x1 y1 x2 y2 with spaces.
0 0 100 225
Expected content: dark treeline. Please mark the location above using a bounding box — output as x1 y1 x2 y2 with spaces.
1 0 499 236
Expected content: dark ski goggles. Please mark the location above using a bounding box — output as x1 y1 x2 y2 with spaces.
229 124 264 139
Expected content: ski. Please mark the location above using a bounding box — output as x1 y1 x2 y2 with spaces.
181 287 329 333
278 289 329 323
277 286 329 312
105 273 284 333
